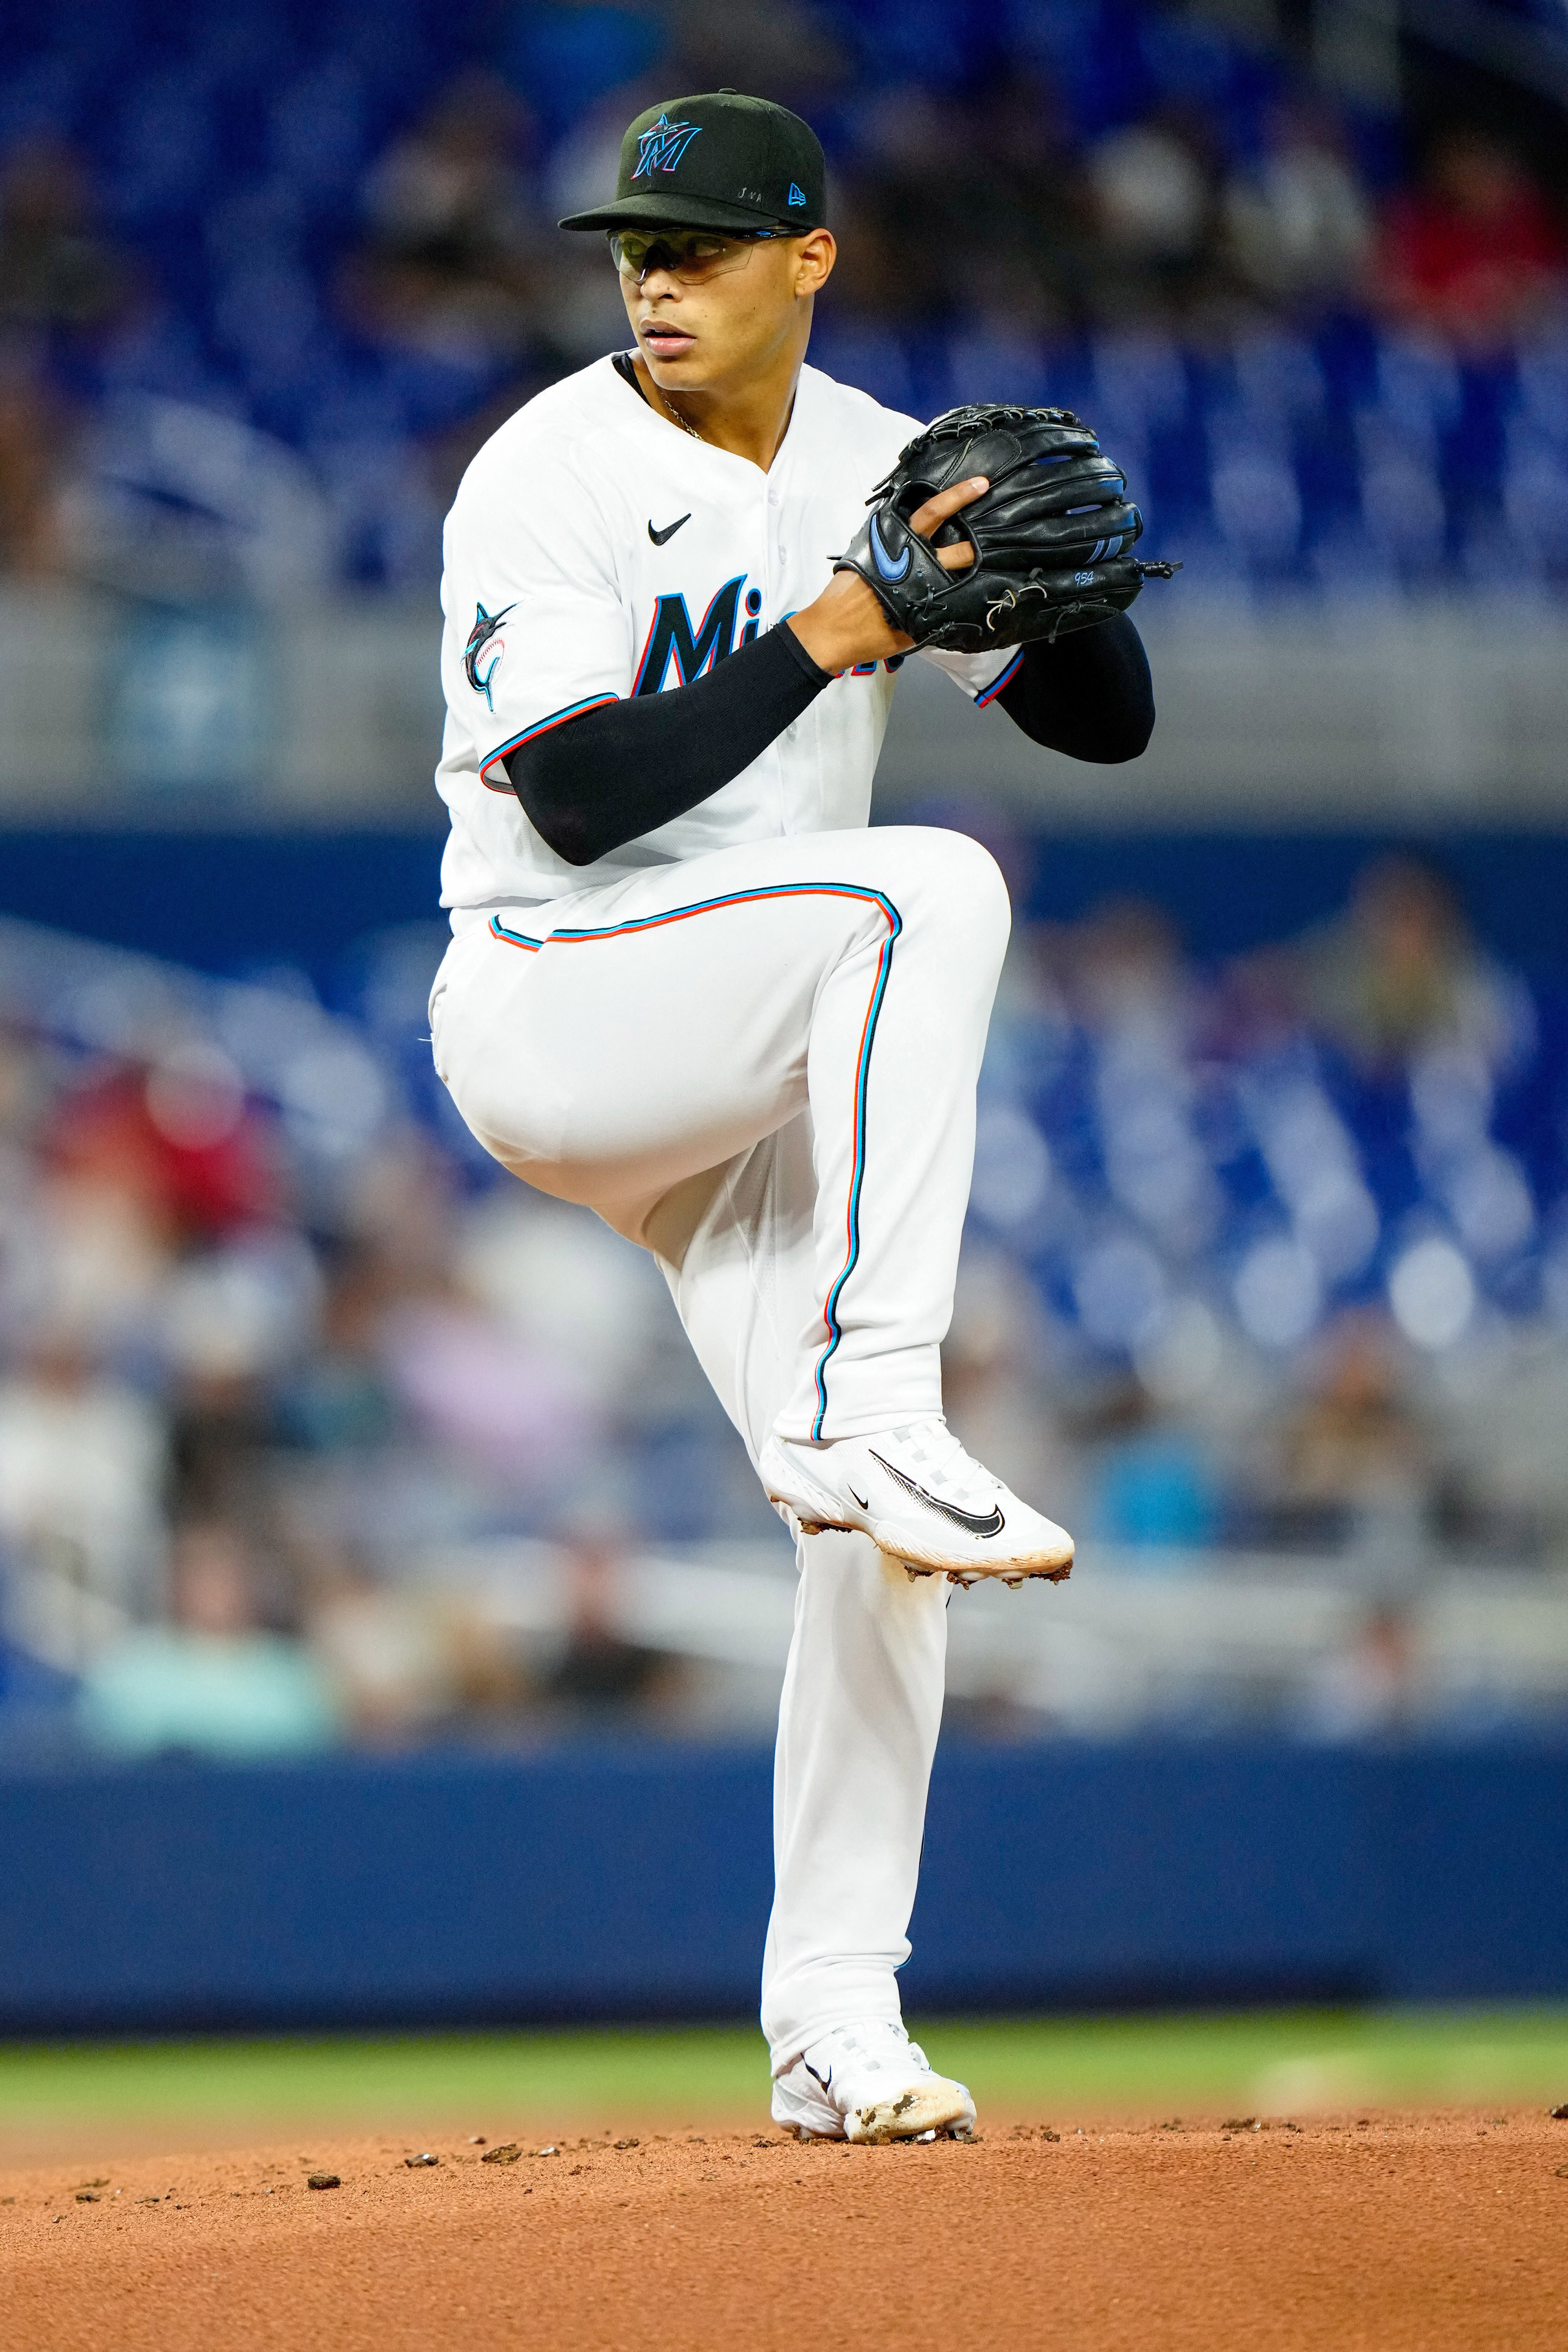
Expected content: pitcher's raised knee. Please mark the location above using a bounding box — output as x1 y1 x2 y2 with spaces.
886 827 1011 963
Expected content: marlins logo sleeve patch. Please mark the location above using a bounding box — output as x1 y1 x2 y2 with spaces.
464 602 514 709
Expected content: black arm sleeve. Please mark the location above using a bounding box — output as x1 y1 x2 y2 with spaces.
994 613 1155 764
505 625 831 867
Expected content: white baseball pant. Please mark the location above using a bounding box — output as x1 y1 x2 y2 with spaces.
429 825 1010 2068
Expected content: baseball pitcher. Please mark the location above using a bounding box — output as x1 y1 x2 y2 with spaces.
429 91 1169 2142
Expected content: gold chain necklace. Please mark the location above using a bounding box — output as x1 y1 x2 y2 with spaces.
661 392 705 445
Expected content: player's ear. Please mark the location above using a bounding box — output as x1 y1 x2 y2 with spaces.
793 229 836 299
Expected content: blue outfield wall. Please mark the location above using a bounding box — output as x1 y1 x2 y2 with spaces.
1 1740 1566 2033
5 830 1568 983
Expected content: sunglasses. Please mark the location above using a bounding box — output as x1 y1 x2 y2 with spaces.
608 226 796 285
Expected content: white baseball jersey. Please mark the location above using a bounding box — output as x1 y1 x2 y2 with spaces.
434 353 1021 911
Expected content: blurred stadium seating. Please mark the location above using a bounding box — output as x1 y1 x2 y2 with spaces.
4 829 1568 1759
0 0 1563 605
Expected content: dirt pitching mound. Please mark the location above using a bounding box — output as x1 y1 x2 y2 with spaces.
4 2108 1564 2350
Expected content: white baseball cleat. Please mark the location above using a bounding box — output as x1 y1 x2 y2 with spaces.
758 1417 1073 1582
772 2018 977 2144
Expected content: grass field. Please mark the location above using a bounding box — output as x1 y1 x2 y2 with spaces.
5 2005 1568 2157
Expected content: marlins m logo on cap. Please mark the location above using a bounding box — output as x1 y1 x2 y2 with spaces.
558 92 826 233
633 114 702 178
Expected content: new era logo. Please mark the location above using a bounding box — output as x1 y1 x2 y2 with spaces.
787 182 806 206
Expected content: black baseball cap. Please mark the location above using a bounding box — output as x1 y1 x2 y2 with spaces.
558 91 826 236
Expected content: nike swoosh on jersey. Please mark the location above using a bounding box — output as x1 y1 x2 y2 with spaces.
869 1451 1005 1538
648 512 692 546
869 516 911 581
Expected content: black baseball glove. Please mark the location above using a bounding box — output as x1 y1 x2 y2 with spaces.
834 402 1180 653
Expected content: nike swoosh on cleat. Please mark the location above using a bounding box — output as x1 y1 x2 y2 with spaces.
869 1452 1005 1538
648 512 691 545
848 1485 870 1511
805 2061 833 2091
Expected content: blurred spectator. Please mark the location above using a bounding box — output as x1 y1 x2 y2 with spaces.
1376 129 1568 346
1055 897 1197 1044
345 1135 460 1297
75 1515 342 1758
1046 899 1221 1261
0 1331 166 1669
1427 1327 1568 1563
943 1241 1074 1514
0 1020 46 1144
309 1556 528 1742
0 379 68 573
976 67 1084 322
1223 101 1372 311
457 1181 667 1419
161 1229 323 1405
1 1163 172 1358
1293 1601 1414 1740
540 1541 687 1720
0 139 124 339
274 1248 400 1455
847 84 1022 326
1284 853 1529 1072
1084 106 1220 318
45 1049 283 1240
332 1152 622 1524
803 176 901 325
378 1284 602 1500
350 73 542 366
1247 1311 1432 1557
0 139 125 574
1076 1376 1224 1553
